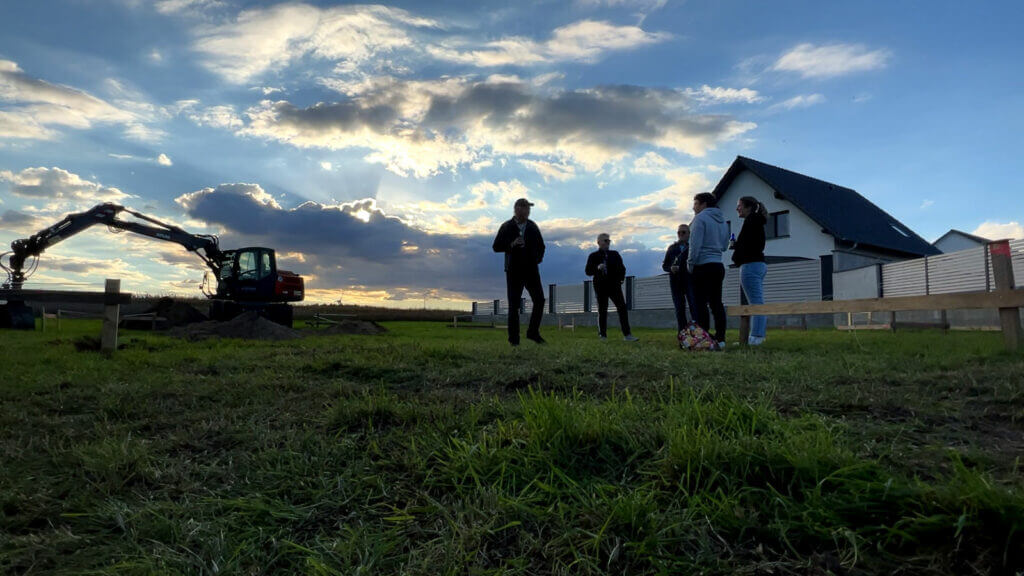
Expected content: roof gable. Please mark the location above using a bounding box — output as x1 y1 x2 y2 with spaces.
713 156 940 256
933 229 990 246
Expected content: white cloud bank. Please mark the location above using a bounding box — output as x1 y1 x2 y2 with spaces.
237 77 755 178
772 43 891 79
192 3 438 83
0 59 158 141
973 221 1024 240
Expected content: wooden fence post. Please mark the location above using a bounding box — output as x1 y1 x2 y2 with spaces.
990 241 1020 350
739 315 751 346
101 279 121 354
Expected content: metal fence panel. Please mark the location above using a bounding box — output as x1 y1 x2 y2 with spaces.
1012 239 1024 288
632 275 673 310
881 259 927 297
723 267 741 306
927 247 989 294
762 260 821 303
554 283 586 313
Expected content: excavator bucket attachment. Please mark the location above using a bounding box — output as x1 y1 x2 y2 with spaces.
0 301 35 330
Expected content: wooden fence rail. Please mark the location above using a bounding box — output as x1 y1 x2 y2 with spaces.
729 240 1022 350
0 279 132 353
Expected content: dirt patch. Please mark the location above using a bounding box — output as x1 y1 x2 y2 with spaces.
319 320 388 335
167 311 302 341
151 297 208 327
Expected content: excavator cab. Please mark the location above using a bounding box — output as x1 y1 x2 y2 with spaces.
216 247 304 302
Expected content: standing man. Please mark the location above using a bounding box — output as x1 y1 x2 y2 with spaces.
492 198 546 345
687 192 730 349
585 233 638 342
662 224 699 331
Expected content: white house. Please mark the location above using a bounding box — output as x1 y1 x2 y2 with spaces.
713 156 939 275
932 229 990 253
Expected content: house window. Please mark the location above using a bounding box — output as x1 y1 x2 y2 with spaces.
767 211 790 239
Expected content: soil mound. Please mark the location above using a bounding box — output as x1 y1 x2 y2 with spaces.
123 297 208 330
320 319 388 335
168 311 302 341
149 297 208 327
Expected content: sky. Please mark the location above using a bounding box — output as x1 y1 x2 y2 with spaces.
1 0 1021 308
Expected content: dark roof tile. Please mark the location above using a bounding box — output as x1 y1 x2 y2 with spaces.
713 156 939 256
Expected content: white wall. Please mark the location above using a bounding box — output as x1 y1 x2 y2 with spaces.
833 265 880 300
717 171 835 261
934 233 985 254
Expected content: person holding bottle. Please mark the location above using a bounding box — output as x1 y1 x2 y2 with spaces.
585 233 638 341
732 196 768 345
662 224 698 331
492 198 546 346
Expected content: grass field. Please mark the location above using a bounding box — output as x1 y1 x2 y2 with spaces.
1 321 1023 575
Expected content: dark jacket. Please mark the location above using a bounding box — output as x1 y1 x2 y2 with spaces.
585 249 626 288
493 218 545 272
731 213 766 266
662 242 691 281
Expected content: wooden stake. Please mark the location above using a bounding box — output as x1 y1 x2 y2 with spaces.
101 279 121 354
990 241 1021 351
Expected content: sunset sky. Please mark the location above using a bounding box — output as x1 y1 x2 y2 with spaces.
1 1 1021 307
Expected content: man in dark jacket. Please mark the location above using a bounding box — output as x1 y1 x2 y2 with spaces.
662 224 699 331
492 198 546 345
585 233 638 341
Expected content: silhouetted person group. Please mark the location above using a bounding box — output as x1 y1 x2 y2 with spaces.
493 191 769 348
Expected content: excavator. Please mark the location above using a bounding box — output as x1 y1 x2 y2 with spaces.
0 203 304 329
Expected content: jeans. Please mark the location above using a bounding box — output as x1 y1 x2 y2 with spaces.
595 282 631 337
506 267 545 344
692 262 726 342
740 261 767 338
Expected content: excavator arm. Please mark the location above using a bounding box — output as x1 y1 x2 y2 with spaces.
2 203 223 290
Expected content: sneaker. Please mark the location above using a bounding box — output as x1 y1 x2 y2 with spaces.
716 341 726 350
623 334 639 342
748 336 765 346
598 335 607 341
526 333 546 344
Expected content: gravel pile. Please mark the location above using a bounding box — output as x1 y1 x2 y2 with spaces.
167 311 302 341
321 319 388 335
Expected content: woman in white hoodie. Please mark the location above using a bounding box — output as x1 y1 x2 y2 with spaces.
686 192 731 348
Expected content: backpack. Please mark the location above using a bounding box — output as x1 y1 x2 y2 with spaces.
678 322 716 351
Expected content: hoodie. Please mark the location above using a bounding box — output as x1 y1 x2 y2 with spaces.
686 206 730 272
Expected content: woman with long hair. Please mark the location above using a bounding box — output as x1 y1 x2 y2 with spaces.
732 196 768 345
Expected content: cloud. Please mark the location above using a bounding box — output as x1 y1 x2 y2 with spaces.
772 43 891 79
973 221 1024 240
173 183 668 299
0 167 134 207
428 20 670 67
0 59 157 141
0 209 45 232
155 0 225 14
239 77 755 177
181 103 244 129
107 152 174 166
519 159 576 181
192 3 437 83
576 0 668 10
919 199 934 210
770 93 826 111
683 85 763 105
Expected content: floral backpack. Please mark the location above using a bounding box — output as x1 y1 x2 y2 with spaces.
678 321 716 351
